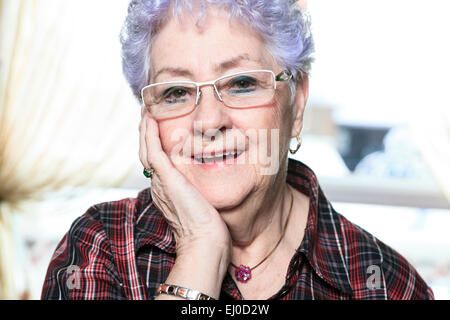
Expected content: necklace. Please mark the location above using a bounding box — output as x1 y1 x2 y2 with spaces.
230 190 294 283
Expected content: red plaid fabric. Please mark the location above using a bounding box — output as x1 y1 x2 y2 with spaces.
41 159 434 300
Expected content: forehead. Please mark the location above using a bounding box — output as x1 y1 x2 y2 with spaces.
149 6 276 81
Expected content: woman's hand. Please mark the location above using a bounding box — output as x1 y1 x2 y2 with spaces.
139 108 231 299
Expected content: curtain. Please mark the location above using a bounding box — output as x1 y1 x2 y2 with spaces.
0 0 142 299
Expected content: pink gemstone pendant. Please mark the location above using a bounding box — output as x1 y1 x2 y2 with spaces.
235 265 252 283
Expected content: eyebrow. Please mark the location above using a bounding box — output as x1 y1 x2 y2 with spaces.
214 54 253 73
152 54 257 82
152 67 193 83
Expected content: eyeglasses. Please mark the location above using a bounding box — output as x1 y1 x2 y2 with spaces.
140 69 292 120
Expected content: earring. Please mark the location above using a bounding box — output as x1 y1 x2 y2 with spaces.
289 135 302 155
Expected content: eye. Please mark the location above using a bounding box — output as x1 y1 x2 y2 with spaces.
163 87 188 99
158 86 194 106
228 76 257 92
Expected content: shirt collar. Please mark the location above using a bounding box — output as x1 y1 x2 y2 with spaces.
287 159 353 295
134 159 353 295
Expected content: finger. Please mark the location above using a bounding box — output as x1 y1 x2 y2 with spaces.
139 115 150 169
143 112 175 177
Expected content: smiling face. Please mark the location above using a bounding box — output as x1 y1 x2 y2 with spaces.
148 6 306 212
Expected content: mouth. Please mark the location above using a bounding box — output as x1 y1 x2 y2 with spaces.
192 150 245 164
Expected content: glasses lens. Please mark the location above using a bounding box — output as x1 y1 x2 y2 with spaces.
142 82 197 119
217 71 275 108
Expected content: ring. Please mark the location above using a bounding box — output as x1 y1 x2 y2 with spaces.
143 167 155 179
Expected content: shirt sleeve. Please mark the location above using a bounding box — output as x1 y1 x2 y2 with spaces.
378 239 435 300
41 209 126 300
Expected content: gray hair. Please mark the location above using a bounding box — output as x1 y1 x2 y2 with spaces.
120 0 314 100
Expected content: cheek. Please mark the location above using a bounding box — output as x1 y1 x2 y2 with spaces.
235 101 283 131
158 120 190 155
240 103 287 150
247 103 293 175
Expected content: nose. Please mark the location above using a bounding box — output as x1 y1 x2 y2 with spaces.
195 83 223 105
192 85 231 137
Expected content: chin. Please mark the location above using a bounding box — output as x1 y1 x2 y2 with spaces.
197 181 250 211
176 159 262 210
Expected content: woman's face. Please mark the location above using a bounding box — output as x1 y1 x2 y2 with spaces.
149 7 304 211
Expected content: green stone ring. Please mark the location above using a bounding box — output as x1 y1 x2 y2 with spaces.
143 167 155 179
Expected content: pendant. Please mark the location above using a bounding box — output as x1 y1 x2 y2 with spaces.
235 265 252 283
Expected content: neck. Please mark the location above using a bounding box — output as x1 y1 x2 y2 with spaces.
220 181 292 267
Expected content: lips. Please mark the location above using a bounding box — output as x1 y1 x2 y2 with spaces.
192 150 245 164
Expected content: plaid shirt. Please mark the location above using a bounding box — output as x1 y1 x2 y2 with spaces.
41 159 434 300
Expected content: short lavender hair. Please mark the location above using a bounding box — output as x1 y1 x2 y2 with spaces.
120 0 314 99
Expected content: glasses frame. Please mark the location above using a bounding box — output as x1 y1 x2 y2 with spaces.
140 69 293 120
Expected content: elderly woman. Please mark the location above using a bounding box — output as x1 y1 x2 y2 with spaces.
42 0 433 300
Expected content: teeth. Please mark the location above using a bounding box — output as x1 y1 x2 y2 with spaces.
193 150 243 163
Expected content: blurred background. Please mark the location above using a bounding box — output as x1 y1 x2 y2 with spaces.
1 0 449 300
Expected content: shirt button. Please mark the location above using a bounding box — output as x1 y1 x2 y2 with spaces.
280 289 289 297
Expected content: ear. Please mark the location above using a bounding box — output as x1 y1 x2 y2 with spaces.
290 74 309 138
